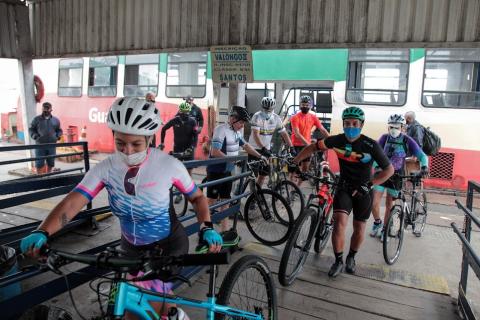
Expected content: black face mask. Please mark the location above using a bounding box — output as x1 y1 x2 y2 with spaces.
42 111 51 118
300 107 310 114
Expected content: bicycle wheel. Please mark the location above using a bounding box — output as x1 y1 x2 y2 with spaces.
313 204 333 254
244 189 294 246
216 255 277 320
413 191 428 237
278 208 317 286
383 205 405 265
274 180 305 220
171 187 188 218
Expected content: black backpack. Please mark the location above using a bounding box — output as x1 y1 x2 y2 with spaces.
421 126 441 156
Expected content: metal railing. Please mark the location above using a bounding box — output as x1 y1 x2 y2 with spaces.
453 180 480 320
0 154 251 319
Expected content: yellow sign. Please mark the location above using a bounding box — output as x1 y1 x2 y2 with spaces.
210 45 254 83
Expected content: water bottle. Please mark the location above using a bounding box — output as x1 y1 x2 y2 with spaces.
167 307 190 320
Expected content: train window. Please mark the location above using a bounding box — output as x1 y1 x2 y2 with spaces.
166 52 207 98
88 56 118 97
346 49 409 106
422 49 480 109
124 54 159 97
58 59 83 97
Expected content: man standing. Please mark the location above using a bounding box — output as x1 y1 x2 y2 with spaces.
404 111 424 149
294 106 393 277
290 95 329 187
185 96 204 150
29 102 63 174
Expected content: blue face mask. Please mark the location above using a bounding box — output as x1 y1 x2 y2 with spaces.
344 127 361 140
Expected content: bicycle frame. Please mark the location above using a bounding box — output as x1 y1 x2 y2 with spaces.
107 265 263 320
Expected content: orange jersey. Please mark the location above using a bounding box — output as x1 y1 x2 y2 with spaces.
290 112 324 146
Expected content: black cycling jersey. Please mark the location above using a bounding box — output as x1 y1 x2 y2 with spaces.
323 134 390 186
161 114 198 152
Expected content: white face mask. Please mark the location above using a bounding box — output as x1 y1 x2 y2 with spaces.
389 127 401 138
117 149 148 166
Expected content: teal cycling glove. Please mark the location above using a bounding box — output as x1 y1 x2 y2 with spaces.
201 228 223 246
20 230 48 253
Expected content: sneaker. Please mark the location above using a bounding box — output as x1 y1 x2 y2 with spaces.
345 255 356 274
328 260 343 278
370 222 383 237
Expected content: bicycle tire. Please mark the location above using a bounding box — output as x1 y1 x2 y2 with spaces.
244 189 294 246
273 180 305 220
383 205 405 265
216 255 277 320
278 208 317 286
413 191 428 237
171 187 188 218
313 204 333 255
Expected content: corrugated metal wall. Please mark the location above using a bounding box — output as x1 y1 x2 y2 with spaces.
4 0 480 59
0 1 25 58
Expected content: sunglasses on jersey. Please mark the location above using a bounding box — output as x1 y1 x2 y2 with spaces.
124 166 140 196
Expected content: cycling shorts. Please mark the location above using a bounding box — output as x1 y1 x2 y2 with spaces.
333 188 373 222
373 185 399 198
121 223 188 292
206 171 232 199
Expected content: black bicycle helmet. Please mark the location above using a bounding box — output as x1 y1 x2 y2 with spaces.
300 95 312 104
230 106 251 122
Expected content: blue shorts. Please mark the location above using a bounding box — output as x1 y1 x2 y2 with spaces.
373 185 399 198
35 147 56 168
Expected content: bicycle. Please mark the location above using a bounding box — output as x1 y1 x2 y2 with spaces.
42 247 277 320
169 150 194 218
383 172 428 265
278 163 338 286
266 154 305 221
237 160 294 246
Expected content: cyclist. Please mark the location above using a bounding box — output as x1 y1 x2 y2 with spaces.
370 114 428 238
20 97 222 319
206 106 267 232
290 95 330 187
294 106 394 277
159 102 198 171
185 95 204 150
248 97 295 186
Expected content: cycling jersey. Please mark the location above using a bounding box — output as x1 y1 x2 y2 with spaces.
248 111 286 150
161 114 198 153
207 123 246 173
377 133 428 172
321 134 390 186
74 148 197 246
290 112 325 146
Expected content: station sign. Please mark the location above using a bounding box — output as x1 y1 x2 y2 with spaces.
210 45 254 83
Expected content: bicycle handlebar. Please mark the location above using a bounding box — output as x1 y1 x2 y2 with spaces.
46 248 230 273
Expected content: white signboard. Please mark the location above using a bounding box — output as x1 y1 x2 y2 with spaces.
211 45 254 83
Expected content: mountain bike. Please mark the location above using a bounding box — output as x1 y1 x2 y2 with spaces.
169 150 194 217
383 172 428 265
278 163 338 286
43 248 277 320
266 154 305 220
238 160 294 246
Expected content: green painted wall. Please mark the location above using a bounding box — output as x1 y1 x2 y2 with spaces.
160 53 168 73
252 49 348 81
410 48 425 62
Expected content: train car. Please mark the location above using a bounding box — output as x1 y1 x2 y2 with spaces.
11 48 480 190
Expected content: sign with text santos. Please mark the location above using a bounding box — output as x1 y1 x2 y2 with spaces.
211 45 253 83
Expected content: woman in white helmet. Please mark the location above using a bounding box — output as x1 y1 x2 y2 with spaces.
370 114 429 239
20 97 222 319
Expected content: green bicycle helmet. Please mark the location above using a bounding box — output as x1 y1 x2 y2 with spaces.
342 106 365 121
178 102 192 113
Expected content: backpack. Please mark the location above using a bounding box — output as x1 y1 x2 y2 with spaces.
421 126 441 156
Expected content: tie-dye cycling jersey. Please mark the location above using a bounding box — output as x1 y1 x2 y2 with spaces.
377 133 428 172
74 148 197 246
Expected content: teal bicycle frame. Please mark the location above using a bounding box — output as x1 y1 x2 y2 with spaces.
107 264 263 320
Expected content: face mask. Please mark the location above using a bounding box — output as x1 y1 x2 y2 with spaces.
300 107 310 114
42 111 51 118
117 150 148 166
263 109 273 119
344 127 361 140
389 128 401 138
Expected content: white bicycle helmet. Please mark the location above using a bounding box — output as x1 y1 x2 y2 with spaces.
261 97 276 111
388 114 406 125
107 97 161 135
